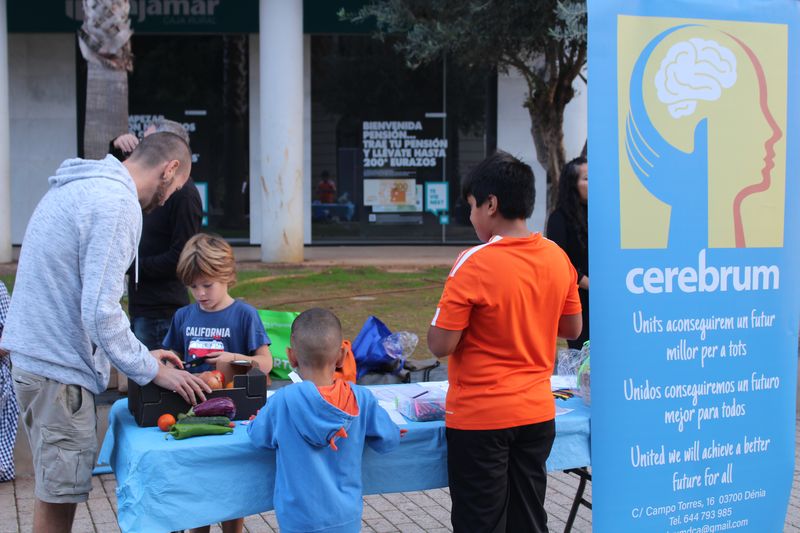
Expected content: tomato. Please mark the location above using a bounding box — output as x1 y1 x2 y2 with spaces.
225 381 235 389
157 413 176 432
198 371 223 390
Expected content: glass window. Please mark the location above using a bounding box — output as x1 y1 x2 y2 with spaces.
79 35 251 241
310 35 494 243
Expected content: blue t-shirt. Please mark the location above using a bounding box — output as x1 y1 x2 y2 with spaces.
163 300 271 373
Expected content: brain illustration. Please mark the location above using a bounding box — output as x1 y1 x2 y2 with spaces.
655 38 737 118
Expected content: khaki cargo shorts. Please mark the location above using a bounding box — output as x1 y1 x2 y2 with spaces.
12 367 97 503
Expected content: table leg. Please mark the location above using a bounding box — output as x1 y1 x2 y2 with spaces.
563 467 592 533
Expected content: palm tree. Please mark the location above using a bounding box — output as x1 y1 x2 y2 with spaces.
79 0 133 159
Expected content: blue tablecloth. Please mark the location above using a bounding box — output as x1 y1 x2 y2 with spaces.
99 392 590 532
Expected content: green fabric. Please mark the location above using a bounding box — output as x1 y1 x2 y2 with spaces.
258 309 300 381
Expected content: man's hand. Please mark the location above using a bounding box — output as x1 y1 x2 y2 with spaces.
151 349 184 369
152 366 211 405
113 133 139 154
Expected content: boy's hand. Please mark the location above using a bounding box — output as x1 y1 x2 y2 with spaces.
151 349 183 369
203 351 237 365
152 365 211 405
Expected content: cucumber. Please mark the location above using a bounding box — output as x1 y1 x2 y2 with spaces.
174 415 232 426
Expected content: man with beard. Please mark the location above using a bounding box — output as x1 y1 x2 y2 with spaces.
0 132 211 533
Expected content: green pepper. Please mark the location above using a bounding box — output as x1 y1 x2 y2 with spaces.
169 422 234 440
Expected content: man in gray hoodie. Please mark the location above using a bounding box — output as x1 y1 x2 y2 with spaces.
0 132 211 532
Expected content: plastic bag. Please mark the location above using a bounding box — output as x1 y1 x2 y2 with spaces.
382 332 418 371
577 341 591 405
258 309 300 381
556 348 585 377
352 316 394 379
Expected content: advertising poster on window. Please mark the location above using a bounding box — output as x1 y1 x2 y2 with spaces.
588 1 800 531
361 118 448 217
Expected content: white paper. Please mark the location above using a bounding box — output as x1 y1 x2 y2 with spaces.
378 400 408 425
288 371 303 383
370 383 429 403
551 375 578 390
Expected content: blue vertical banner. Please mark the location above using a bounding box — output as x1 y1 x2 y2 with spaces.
588 1 800 531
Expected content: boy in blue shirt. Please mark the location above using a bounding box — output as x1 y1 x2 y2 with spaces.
163 233 272 533
163 233 272 386
248 308 401 533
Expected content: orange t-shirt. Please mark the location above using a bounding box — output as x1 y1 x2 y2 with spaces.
431 233 581 430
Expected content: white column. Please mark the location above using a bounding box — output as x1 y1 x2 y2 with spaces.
0 0 10 263
259 0 304 262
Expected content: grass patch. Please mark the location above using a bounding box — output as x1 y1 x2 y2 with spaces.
231 267 449 355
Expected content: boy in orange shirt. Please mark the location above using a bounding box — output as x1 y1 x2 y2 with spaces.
428 150 583 533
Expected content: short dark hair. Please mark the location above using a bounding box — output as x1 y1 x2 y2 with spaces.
290 308 343 369
127 131 192 172
461 150 534 219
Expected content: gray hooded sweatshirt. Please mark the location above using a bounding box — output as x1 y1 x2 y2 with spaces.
1 155 158 394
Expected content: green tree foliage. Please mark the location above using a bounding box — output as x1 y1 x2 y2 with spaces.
342 0 587 209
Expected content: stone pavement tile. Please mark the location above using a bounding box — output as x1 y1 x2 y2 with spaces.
425 528 453 533
404 491 438 507
364 494 398 512
365 517 397 532
362 505 382 519
404 509 447 529
260 511 279 529
0 507 16 525
75 502 91 520
13 478 33 492
423 505 451 524
87 498 113 514
90 509 118 524
0 494 14 509
395 500 425 514
378 509 411 525
70 518 95 533
0 482 14 494
391 524 427 533
15 498 34 513
243 515 276 533
381 492 411 505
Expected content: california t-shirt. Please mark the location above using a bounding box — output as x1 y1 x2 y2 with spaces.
163 299 271 373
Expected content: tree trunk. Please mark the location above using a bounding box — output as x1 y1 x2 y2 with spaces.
83 61 128 159
527 97 566 213
79 0 133 160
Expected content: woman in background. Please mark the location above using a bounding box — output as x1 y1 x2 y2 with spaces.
0 281 18 482
547 157 589 349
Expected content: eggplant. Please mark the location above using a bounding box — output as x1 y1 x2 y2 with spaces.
187 396 236 419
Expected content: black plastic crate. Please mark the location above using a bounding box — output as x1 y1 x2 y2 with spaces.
127 369 268 427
